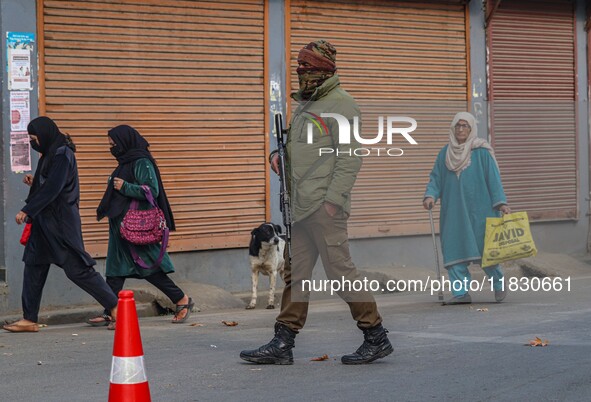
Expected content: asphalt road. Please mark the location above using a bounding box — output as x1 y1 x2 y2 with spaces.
1 276 590 402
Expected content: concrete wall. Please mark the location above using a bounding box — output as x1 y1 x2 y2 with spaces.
0 1 5 283
1 0 42 312
469 0 489 140
0 0 588 315
268 0 286 226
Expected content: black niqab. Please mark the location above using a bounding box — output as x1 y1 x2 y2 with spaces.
26 116 75 201
96 125 175 230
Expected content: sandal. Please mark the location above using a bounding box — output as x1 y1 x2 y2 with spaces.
172 297 194 324
86 314 112 327
107 320 116 331
3 319 39 333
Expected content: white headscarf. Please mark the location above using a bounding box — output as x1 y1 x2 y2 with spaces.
445 112 498 177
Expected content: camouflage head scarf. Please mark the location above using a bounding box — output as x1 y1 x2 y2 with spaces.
296 40 337 100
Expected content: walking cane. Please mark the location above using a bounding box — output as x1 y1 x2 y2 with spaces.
428 207 444 303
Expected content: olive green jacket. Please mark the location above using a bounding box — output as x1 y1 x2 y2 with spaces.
279 74 363 223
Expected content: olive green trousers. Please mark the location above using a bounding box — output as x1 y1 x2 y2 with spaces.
276 206 383 332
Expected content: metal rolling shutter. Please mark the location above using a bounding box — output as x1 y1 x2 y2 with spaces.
488 0 577 220
289 0 468 237
40 0 267 256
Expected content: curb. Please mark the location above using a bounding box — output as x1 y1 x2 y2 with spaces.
1 281 244 327
1 302 157 327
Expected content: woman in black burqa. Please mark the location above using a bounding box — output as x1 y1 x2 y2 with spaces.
4 116 118 333
89 124 193 327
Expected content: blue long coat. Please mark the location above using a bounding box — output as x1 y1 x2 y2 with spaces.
424 146 507 267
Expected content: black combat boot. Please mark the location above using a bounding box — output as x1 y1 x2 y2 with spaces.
341 324 393 365
239 322 296 365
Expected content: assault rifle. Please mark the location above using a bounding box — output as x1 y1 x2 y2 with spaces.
274 113 292 264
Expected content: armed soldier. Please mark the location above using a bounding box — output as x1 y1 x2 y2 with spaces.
240 40 392 365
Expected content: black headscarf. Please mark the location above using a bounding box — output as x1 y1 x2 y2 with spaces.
26 116 75 202
96 125 175 230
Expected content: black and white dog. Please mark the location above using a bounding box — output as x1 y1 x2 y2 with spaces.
247 223 286 309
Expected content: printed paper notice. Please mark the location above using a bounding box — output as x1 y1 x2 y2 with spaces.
10 131 31 172
6 32 35 90
9 49 31 90
10 91 30 131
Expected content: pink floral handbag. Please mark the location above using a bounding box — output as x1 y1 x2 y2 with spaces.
120 185 169 269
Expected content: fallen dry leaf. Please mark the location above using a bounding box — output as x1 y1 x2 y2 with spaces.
311 354 329 361
222 321 238 327
476 308 488 312
190 323 205 327
527 337 550 347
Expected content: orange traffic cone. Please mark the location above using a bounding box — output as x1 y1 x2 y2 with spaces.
109 290 151 402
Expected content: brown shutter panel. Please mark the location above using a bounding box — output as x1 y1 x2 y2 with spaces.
289 0 468 237
488 0 577 220
40 0 267 256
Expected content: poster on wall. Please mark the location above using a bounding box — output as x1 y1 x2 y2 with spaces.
10 131 31 172
10 91 30 131
6 32 35 90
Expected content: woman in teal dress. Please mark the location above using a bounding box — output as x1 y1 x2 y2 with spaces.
90 125 193 327
423 112 511 305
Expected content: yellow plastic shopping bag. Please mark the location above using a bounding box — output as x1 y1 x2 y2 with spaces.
482 211 537 267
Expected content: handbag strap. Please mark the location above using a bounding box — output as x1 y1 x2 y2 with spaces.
129 184 158 210
140 185 158 207
129 228 170 270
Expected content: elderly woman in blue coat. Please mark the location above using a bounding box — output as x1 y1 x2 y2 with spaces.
423 112 511 305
